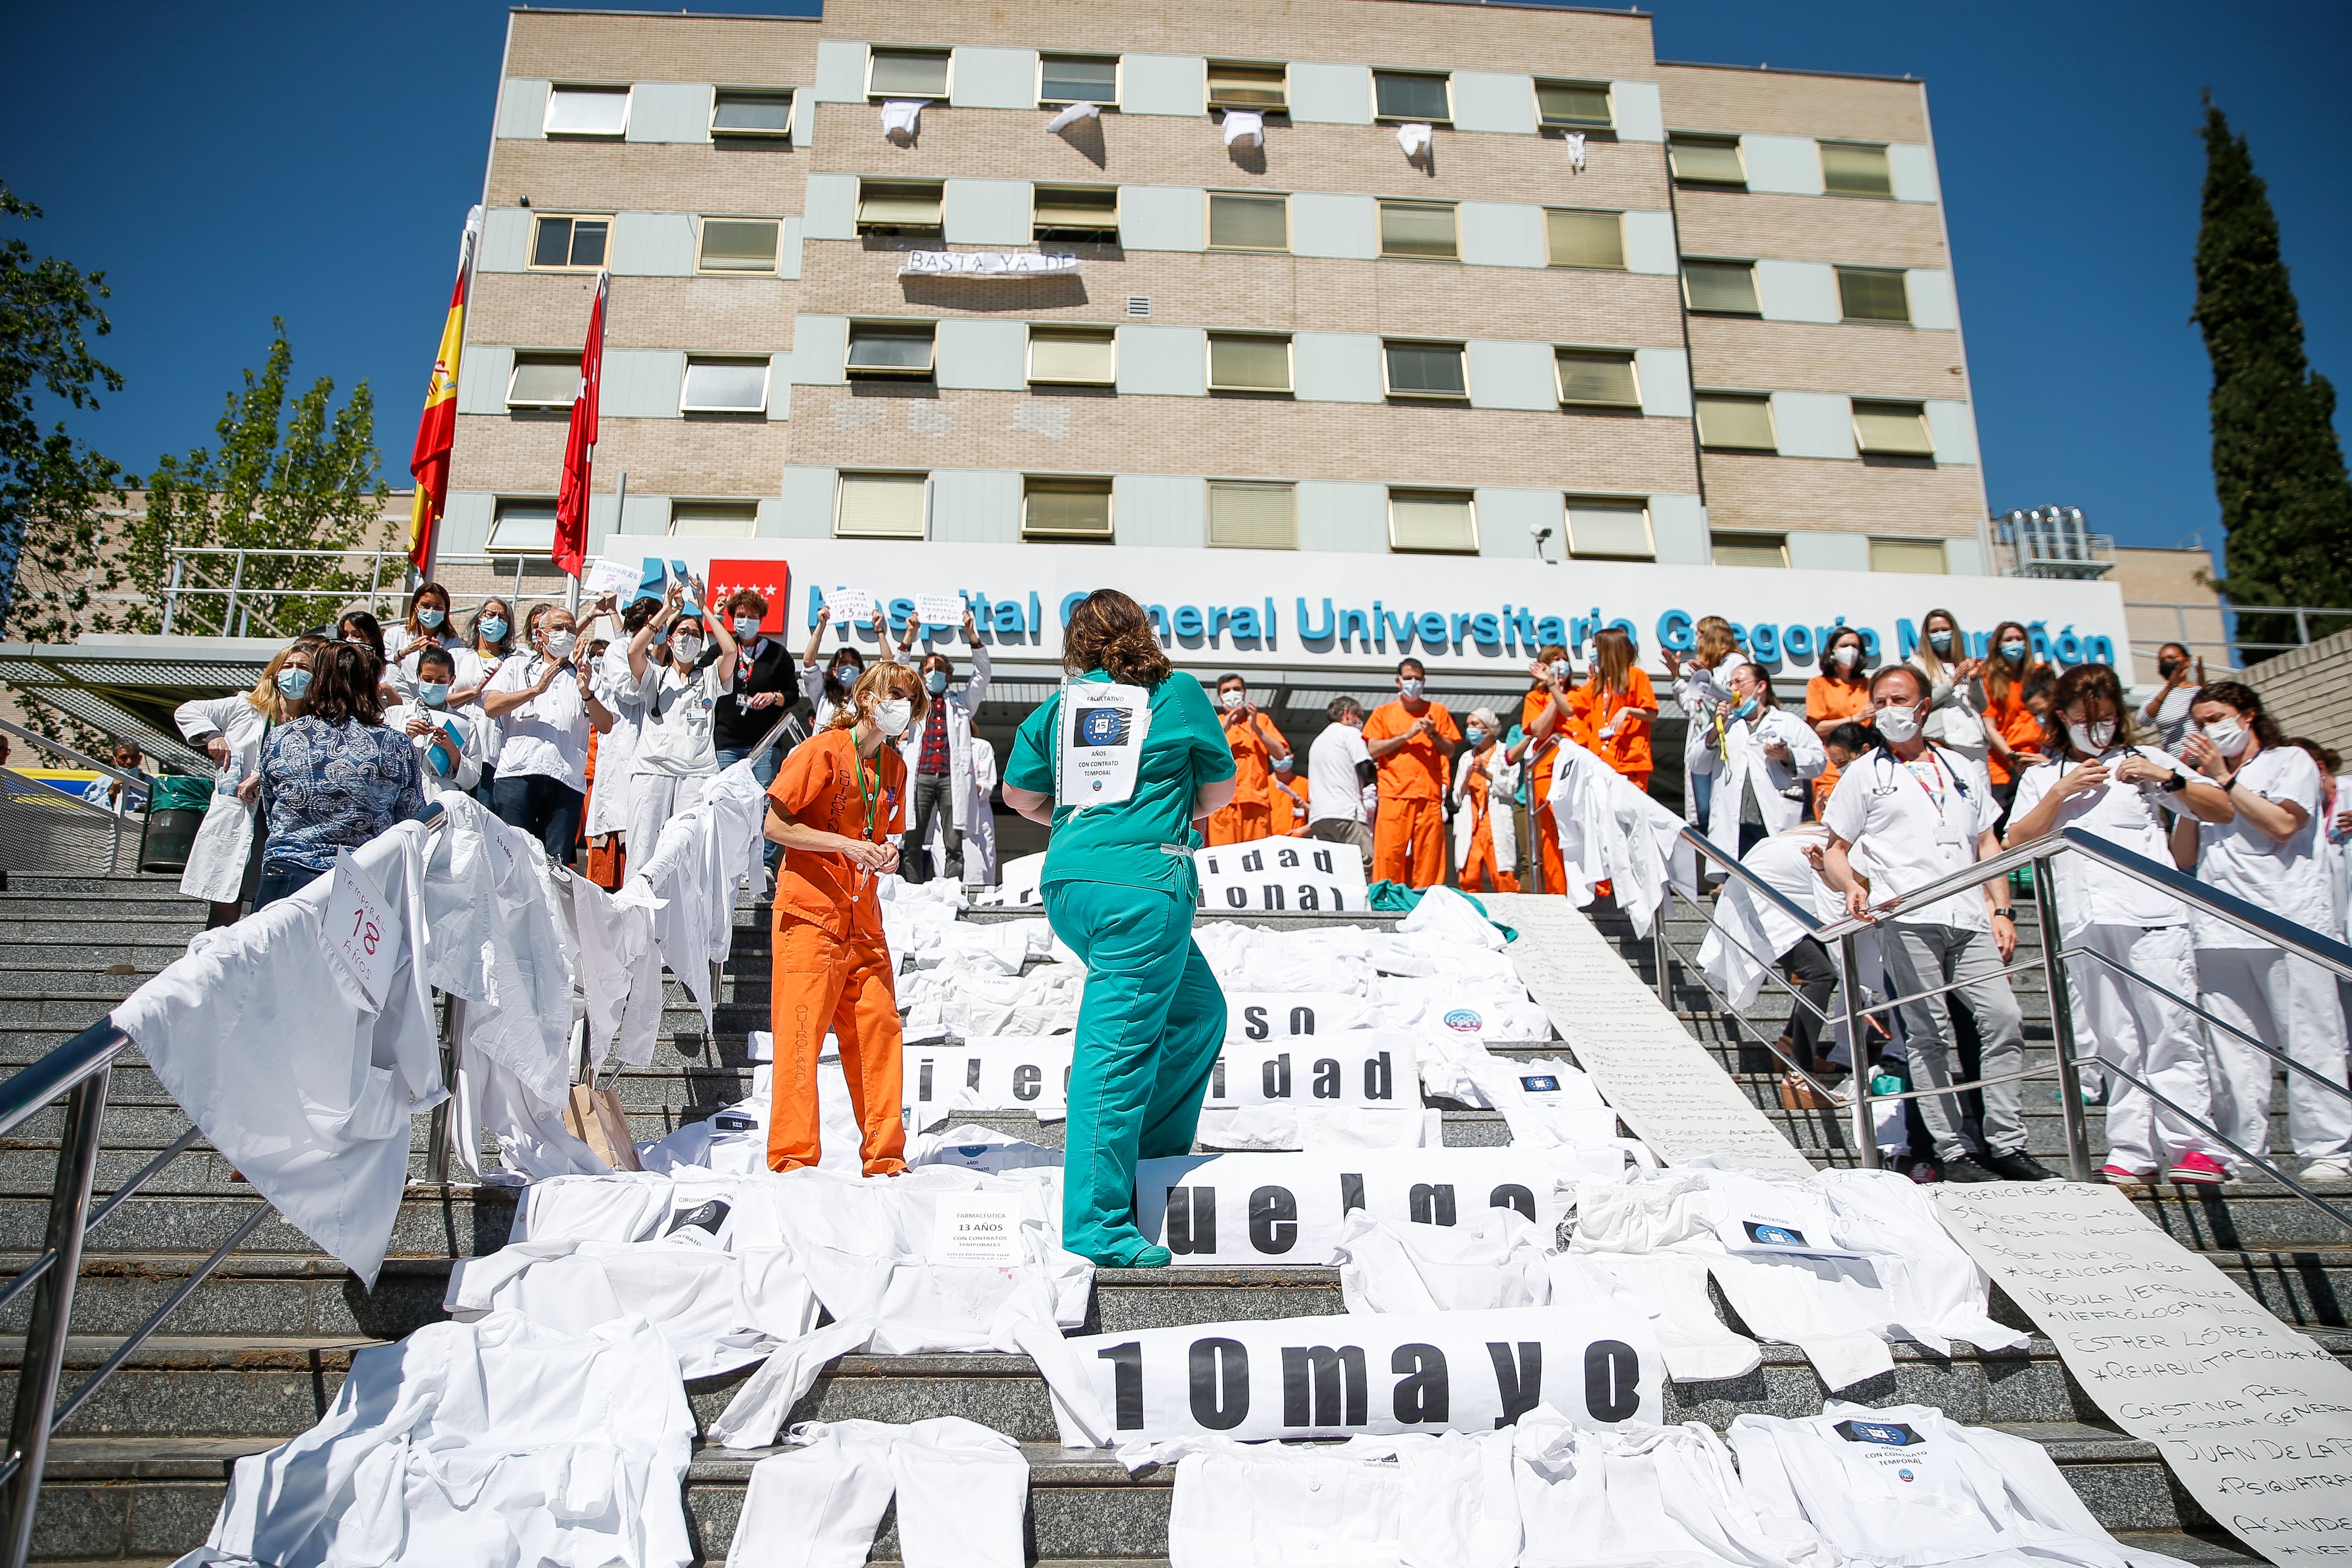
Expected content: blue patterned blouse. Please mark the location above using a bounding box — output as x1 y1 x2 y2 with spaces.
259 717 427 871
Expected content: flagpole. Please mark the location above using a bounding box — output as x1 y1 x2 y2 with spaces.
424 214 481 585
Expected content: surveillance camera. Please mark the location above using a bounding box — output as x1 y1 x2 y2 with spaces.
1530 524 1554 540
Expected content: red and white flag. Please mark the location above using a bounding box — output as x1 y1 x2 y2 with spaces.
552 271 608 579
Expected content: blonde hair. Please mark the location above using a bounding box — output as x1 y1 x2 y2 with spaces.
828 660 930 732
245 635 328 716
1692 616 1737 669
1913 608 1963 683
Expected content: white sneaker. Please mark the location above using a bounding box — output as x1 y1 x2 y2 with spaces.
2300 1157 2352 1192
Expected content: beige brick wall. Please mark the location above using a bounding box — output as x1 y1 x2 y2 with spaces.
487 142 810 218
788 385 1698 493
451 413 788 501
472 273 798 355
1700 451 1987 539
801 241 1687 347
1688 318 1969 401
509 11 818 85
2111 546 2229 669
2240 626 2352 758
819 0 1657 80
1655 63 1927 143
807 104 1669 212
1674 189 1947 269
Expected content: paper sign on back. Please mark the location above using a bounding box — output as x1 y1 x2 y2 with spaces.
323 852 392 1010
932 1196 1024 1265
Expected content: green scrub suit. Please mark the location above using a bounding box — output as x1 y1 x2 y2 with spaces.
1004 668 1237 1266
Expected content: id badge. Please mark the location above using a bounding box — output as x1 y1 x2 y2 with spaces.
1935 822 1965 847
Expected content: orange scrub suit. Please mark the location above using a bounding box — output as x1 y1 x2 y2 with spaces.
1206 710 1289 846
1805 676 1874 816
1362 698 1462 887
1576 669 1658 793
765 727 910 1176
1983 684 2044 787
1521 687 1596 895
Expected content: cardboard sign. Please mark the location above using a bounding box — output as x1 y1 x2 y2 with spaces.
932 1195 1025 1265
913 591 967 631
323 852 392 1010
1202 1031 1416 1114
707 558 792 633
1064 1306 1660 1443
1195 841 1367 915
1136 1149 1593 1266
1223 993 1383 1042
1938 1181 2352 1564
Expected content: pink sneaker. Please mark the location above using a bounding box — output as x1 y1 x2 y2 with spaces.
2163 1152 2230 1185
2098 1164 2153 1186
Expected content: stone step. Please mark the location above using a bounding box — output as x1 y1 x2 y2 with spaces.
0 1334 2257 1546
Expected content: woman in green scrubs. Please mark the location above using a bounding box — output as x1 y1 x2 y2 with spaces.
1003 589 1237 1266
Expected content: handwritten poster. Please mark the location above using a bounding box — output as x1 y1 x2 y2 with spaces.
823 587 877 624
1481 893 1815 1177
1937 1180 2352 1562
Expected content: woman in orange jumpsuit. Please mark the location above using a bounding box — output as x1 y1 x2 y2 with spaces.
763 661 925 1175
1805 625 1875 817
1574 626 1659 793
1514 643 1593 894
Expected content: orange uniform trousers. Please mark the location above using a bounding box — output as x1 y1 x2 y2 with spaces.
1205 801 1271 846
768 914 906 1176
1460 816 1520 894
1372 796 1447 887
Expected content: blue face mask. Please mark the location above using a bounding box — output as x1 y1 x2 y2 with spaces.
418 681 450 706
479 617 509 642
925 669 948 695
1999 639 2027 662
277 668 313 700
1732 695 1760 720
1927 631 1952 654
1464 728 1486 748
418 607 445 630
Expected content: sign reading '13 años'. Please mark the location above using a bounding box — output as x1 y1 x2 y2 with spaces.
1064 1308 1661 1443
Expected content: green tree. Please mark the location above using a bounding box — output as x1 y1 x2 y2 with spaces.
0 182 127 645
2192 101 2352 654
120 323 384 639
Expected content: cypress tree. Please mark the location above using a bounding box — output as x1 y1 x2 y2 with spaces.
2191 100 2352 655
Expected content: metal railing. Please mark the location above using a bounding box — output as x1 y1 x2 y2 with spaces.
2125 599 2352 665
1654 823 2352 1227
157 547 562 638
0 719 157 879
0 803 453 1567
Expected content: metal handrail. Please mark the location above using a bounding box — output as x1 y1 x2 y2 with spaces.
158 547 561 638
0 804 453 1565
0 719 152 793
1664 816 2352 1211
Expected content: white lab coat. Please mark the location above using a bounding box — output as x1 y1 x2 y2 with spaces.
585 641 644 839
381 702 488 798
893 641 992 833
1701 708 1826 860
1451 744 1521 875
172 693 272 903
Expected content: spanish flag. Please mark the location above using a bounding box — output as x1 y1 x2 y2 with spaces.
406 207 481 575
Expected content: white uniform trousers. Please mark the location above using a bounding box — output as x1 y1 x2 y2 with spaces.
624 770 710 868
2200 946 2352 1162
727 1417 1026 1568
2066 924 2219 1174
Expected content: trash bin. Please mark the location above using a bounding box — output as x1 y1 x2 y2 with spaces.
139 775 214 874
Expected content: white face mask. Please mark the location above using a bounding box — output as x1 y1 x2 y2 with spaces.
418 607 445 629
732 616 761 641
1399 678 1425 700
874 698 914 738
1549 660 1571 681
2066 717 2118 755
1222 690 1245 709
1875 703 1923 743
1832 645 1860 670
2203 716 2250 757
545 629 577 659
671 637 704 665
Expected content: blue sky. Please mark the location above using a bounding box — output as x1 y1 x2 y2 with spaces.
4 0 2346 555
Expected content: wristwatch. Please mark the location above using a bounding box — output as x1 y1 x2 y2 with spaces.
2161 772 2189 794
1992 908 2016 923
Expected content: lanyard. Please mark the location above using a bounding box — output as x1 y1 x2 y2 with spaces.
852 749 882 842
1896 749 1951 816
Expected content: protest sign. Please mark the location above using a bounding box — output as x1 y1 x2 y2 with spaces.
1196 840 1367 915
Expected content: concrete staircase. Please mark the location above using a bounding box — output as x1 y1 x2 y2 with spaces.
1 871 2323 1563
